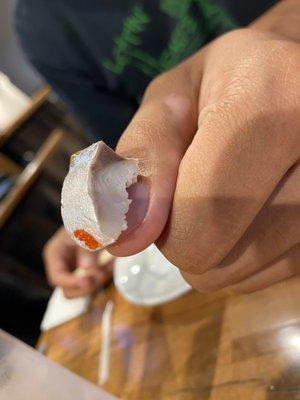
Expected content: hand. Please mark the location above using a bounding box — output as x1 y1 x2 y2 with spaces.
43 227 113 298
109 28 300 293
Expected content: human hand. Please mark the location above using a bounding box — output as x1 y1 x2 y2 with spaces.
109 28 300 293
43 227 113 298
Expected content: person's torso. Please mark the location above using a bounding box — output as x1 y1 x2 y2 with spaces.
16 0 277 100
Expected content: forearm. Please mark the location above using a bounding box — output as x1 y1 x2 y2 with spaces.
250 0 300 43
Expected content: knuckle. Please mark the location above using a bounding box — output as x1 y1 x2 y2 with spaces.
198 101 240 136
215 40 299 110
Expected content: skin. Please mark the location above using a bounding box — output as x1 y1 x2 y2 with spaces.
43 227 113 298
44 0 300 297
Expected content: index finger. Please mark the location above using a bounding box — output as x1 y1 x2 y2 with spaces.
159 93 299 275
109 62 201 256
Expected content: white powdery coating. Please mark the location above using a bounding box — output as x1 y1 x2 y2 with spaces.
61 141 138 251
92 160 138 239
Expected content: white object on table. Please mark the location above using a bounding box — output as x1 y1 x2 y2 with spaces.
40 287 90 331
98 301 114 385
114 244 191 306
0 72 30 132
40 255 113 332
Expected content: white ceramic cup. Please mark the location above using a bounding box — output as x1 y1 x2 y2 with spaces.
114 244 191 306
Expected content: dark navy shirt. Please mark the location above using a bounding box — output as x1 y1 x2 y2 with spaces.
15 0 277 146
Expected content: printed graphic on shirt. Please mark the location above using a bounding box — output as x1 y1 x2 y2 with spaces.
102 0 237 77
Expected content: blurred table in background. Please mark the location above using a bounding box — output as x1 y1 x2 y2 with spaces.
0 85 60 228
38 276 300 400
0 82 89 345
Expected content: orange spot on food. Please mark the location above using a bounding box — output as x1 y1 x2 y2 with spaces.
74 229 101 250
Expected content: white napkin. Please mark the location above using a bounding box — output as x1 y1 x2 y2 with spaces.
0 72 30 131
41 287 90 331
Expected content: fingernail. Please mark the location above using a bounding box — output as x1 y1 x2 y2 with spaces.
124 177 150 234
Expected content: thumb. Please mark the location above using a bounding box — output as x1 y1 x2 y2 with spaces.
109 63 200 256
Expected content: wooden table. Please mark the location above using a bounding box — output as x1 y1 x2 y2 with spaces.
38 277 300 399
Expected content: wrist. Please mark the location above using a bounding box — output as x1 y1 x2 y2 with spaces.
250 0 300 43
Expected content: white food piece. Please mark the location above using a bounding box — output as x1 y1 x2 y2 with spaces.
61 141 138 251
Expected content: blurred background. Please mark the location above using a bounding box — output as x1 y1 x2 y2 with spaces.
0 0 89 346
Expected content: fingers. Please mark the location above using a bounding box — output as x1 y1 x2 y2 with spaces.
108 62 200 256
43 229 83 289
70 249 113 296
179 163 300 291
181 244 300 295
229 244 300 293
156 30 300 277
158 81 299 276
97 32 299 295
63 261 113 299
43 228 113 298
